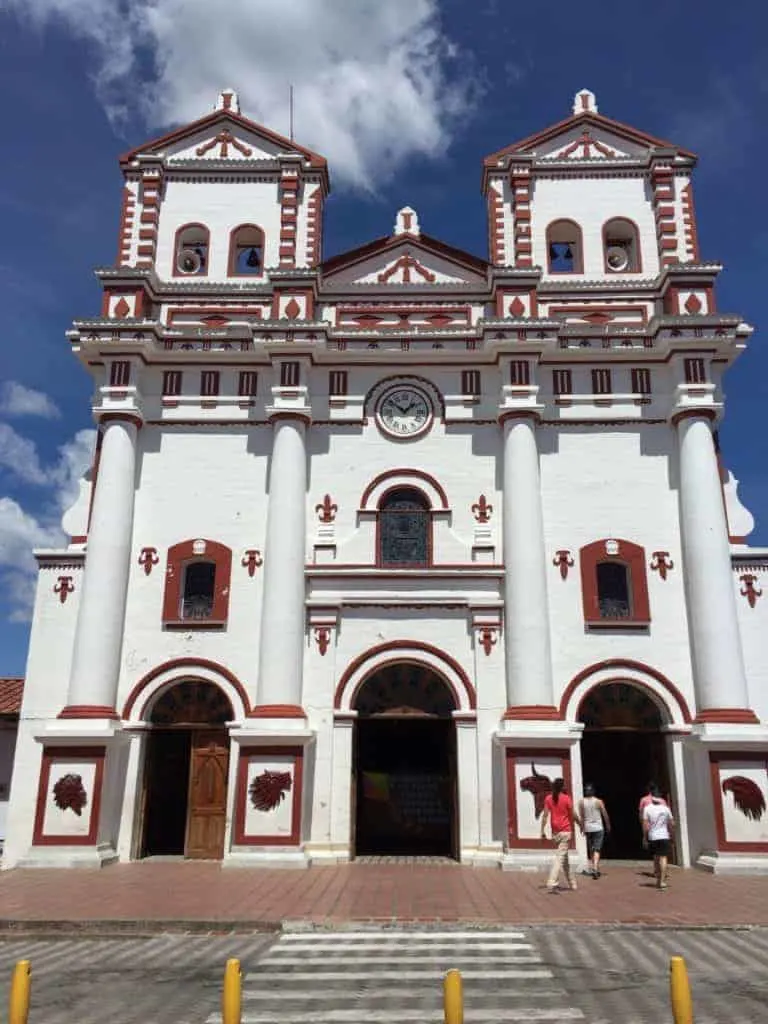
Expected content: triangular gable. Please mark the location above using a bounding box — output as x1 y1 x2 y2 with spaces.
120 106 327 172
485 110 695 166
322 233 487 287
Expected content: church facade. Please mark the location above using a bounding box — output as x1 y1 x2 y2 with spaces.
4 88 768 873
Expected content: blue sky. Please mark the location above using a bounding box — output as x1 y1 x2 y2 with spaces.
0 0 766 675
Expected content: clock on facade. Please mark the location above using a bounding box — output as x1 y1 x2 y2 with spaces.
376 385 433 439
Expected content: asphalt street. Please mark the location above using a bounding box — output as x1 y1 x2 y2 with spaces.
0 926 766 1023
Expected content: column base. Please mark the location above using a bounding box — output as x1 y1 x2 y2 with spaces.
58 705 120 720
224 849 310 870
503 705 561 721
696 850 768 875
14 842 118 870
249 704 307 720
694 708 760 725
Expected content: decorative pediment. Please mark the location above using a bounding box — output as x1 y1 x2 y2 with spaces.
120 90 327 172
483 89 695 173
323 234 487 288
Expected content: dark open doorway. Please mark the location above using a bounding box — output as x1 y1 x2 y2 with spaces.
141 682 232 860
353 664 458 858
578 682 671 860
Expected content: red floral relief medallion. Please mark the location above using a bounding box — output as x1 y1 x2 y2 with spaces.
650 551 674 581
249 770 292 812
722 776 767 821
519 764 553 819
52 773 88 816
138 547 159 576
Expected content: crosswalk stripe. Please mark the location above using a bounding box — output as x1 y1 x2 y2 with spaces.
280 930 527 940
234 1011 583 1023
205 928 585 1024
244 969 554 980
258 955 543 965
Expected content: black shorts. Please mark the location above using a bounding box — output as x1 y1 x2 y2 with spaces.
649 838 671 858
586 830 604 855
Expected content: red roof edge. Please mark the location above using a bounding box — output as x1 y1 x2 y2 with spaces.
322 232 488 277
119 108 328 174
0 678 23 716
483 110 696 166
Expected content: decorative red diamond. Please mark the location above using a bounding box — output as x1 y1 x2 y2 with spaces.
684 293 702 314
114 297 130 318
202 315 229 327
509 297 525 317
284 298 301 320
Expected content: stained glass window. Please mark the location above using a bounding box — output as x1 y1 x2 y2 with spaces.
596 562 631 619
379 488 430 567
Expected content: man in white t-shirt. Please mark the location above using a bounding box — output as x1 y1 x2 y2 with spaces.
642 784 675 890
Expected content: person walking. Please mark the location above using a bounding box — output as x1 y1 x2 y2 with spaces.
638 781 668 879
642 784 675 890
540 777 582 893
579 783 611 879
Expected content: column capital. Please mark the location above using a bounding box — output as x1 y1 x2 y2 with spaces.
265 408 312 425
95 411 143 430
670 408 717 428
498 408 542 427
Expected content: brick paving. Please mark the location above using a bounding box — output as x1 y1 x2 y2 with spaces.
0 860 767 929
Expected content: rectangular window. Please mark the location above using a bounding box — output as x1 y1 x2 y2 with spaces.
510 360 530 386
280 361 300 387
238 370 258 398
461 370 481 396
201 370 220 397
162 370 182 396
592 368 612 395
110 360 130 387
684 357 706 384
329 370 348 396
553 369 572 396
631 368 652 395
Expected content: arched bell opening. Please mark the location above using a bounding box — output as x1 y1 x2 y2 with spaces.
352 663 459 859
578 681 673 861
141 681 232 860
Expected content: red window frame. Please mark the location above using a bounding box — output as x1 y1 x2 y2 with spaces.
238 370 258 397
579 538 650 628
162 539 232 628
553 369 572 396
591 368 612 395
631 368 652 395
510 360 530 386
684 358 706 384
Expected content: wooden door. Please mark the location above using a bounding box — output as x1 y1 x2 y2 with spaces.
185 730 229 859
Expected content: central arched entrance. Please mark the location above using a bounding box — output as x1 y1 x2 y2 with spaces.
141 681 232 860
353 663 458 858
578 682 671 859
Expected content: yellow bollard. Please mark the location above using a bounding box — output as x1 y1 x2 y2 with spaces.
444 968 463 1024
670 955 694 1024
8 959 31 1024
222 957 242 1024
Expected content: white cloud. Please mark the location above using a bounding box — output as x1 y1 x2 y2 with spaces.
0 381 60 419
5 0 478 187
0 428 95 621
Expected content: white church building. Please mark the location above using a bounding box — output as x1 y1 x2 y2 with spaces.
4 88 768 873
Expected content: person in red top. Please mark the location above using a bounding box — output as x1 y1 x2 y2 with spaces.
540 778 582 893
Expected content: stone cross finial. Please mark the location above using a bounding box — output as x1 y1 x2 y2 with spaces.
217 88 241 114
573 89 597 115
394 206 420 237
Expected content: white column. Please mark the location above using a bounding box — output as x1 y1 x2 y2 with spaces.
501 414 555 711
256 415 308 710
66 417 138 714
676 414 750 712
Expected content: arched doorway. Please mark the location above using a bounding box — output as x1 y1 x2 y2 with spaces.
353 663 458 858
141 681 232 860
578 682 671 859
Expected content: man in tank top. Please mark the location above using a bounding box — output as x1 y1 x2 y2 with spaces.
642 784 675 890
578 783 611 878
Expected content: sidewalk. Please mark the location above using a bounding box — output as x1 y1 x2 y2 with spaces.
0 860 766 931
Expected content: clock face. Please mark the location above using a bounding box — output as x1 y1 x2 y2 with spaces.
377 386 432 439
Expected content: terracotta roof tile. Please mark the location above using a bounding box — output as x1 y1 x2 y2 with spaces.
0 678 23 715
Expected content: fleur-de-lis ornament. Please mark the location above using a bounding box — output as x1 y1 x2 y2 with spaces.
472 495 493 523
315 495 338 524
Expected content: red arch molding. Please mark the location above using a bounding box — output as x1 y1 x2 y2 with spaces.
122 657 251 721
334 640 476 711
360 470 449 510
559 658 693 724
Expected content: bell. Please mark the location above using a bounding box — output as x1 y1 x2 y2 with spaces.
246 247 261 268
